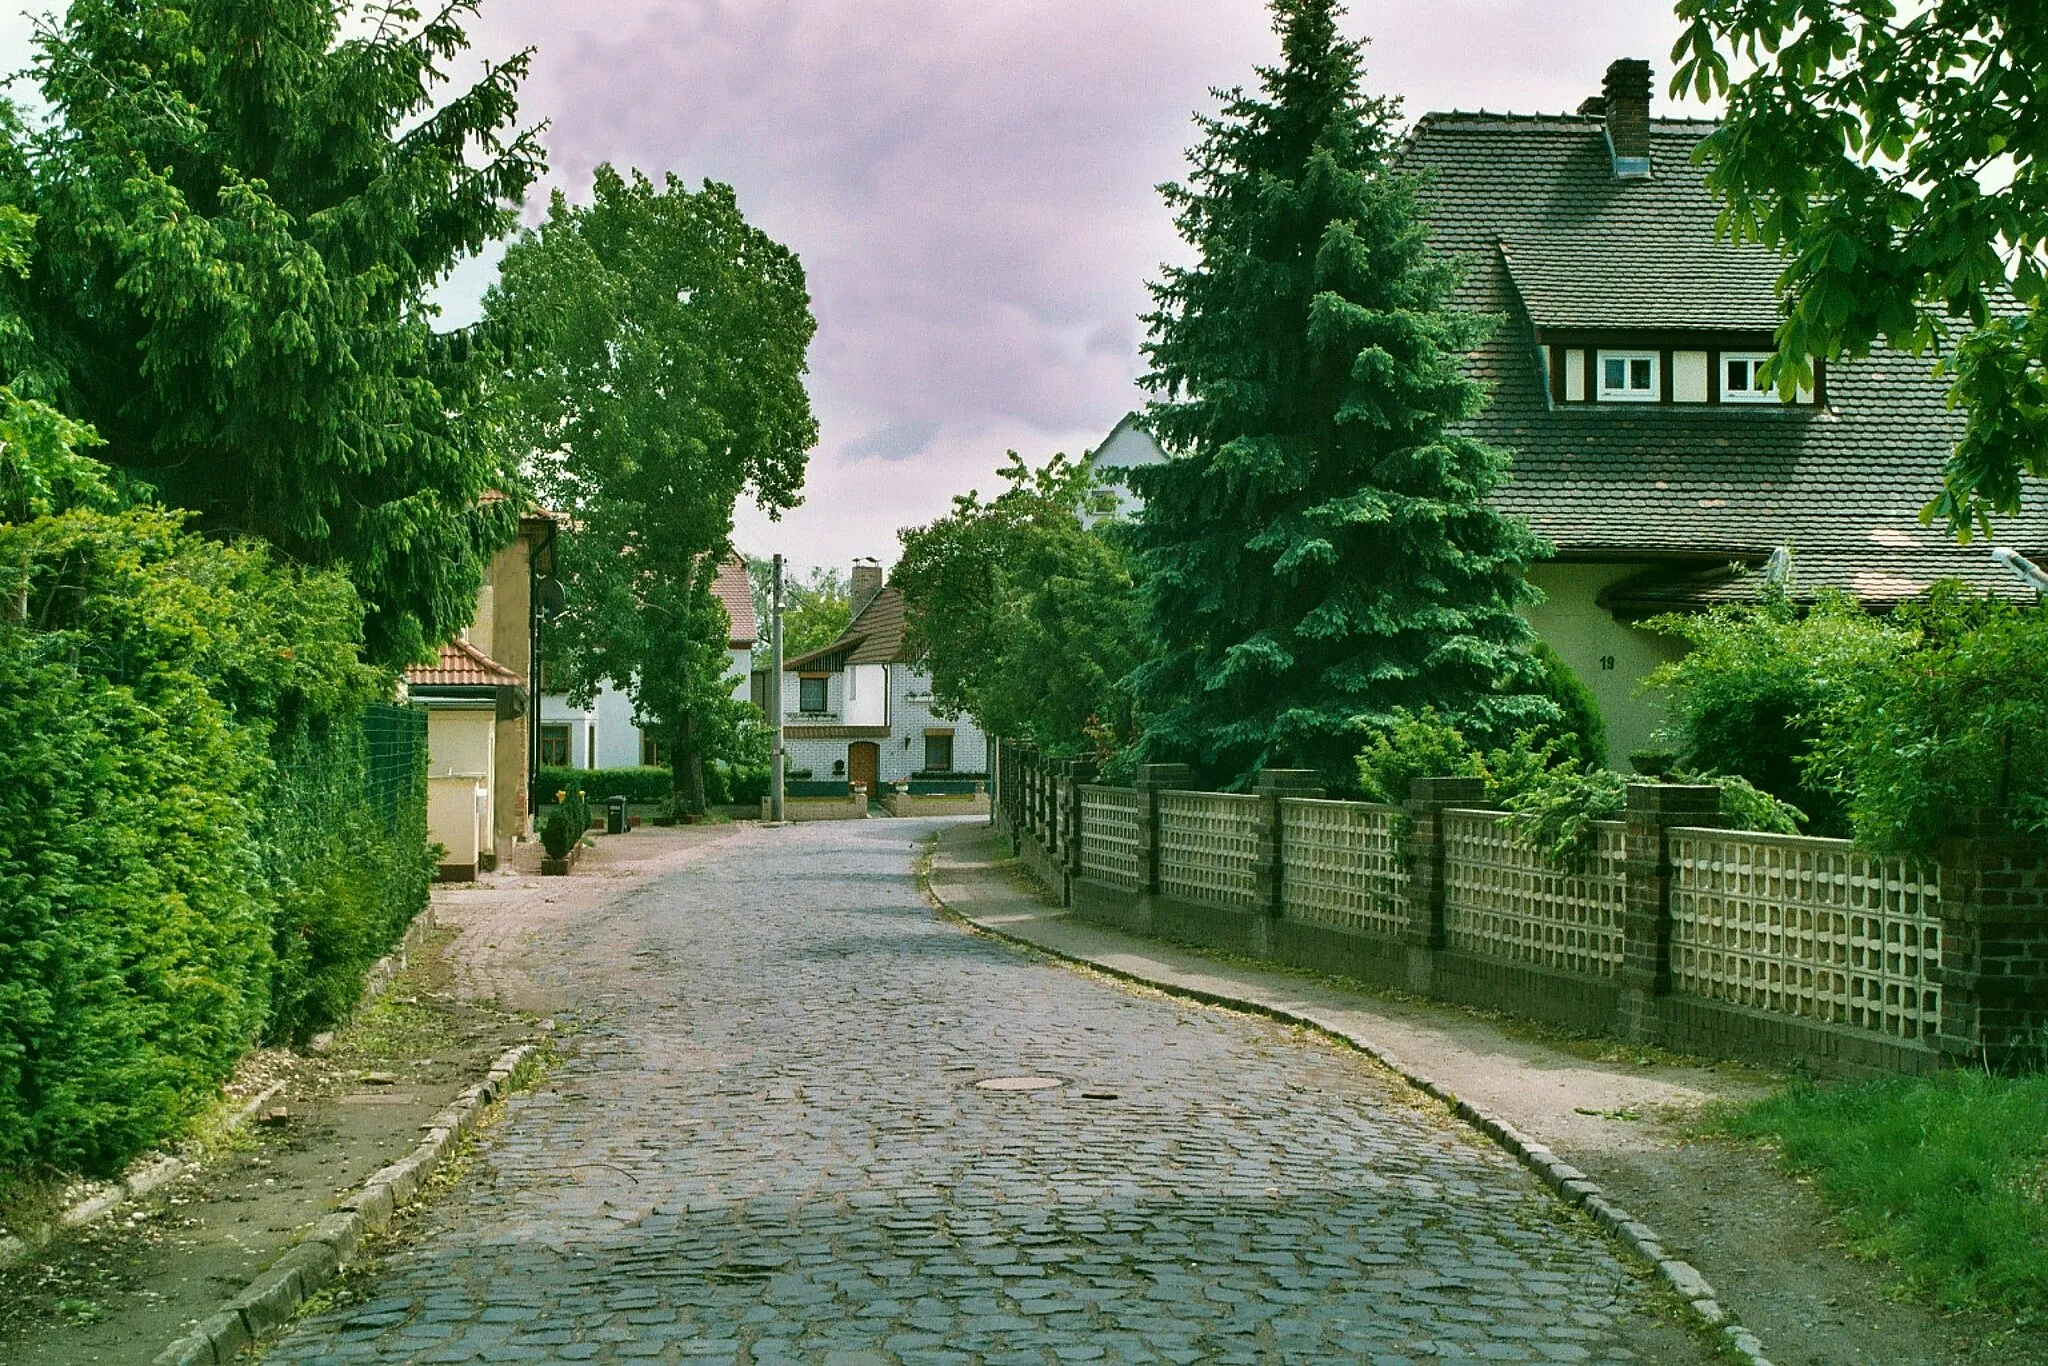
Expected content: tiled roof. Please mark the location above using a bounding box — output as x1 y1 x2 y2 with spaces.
405 637 525 689
1405 111 2048 605
713 552 758 647
784 583 911 670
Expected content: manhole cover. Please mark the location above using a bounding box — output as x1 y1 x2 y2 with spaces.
974 1075 1065 1092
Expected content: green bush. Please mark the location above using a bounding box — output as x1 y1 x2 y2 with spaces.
1354 707 1577 806
1533 641 1606 770
1645 592 1903 837
538 765 671 803
541 810 576 860
0 508 413 1175
1808 589 2048 857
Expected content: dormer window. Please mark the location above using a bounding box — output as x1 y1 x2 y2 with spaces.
1721 352 1779 404
1598 350 1659 402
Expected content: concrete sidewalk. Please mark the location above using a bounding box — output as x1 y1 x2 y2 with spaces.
927 820 2023 1366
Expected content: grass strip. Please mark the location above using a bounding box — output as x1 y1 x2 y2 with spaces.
1709 1069 2048 1322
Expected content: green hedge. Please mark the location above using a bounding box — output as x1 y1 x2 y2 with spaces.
539 765 673 803
0 509 425 1176
540 761 771 808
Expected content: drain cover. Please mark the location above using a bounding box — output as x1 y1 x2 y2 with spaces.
974 1075 1064 1092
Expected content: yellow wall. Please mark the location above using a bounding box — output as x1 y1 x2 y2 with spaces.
1522 562 1689 772
485 523 539 844
426 707 495 871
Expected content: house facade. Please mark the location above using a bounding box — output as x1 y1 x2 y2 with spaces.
403 508 552 879
1404 57 2048 766
537 553 758 770
776 562 989 792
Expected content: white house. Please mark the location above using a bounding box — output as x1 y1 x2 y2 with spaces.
775 561 988 792
1084 412 1166 525
538 553 758 770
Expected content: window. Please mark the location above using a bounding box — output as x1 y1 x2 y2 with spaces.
587 725 597 769
641 735 665 767
540 724 570 767
799 675 828 714
1597 350 1658 401
924 733 954 772
1721 352 1779 403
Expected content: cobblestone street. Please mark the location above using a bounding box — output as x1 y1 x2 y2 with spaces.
266 819 1702 1365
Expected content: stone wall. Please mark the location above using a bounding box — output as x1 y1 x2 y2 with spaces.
992 741 2048 1078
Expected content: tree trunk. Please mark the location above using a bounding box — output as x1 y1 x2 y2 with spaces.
670 715 707 815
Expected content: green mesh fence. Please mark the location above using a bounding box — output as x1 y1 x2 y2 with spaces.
262 700 431 1043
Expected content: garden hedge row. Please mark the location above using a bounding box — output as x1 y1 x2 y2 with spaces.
539 761 770 808
0 509 429 1177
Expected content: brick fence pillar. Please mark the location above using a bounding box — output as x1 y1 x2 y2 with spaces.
1062 760 1098 882
1402 776 1488 993
1620 783 1726 1043
1253 769 1323 916
1936 830 2048 1072
1134 764 1193 896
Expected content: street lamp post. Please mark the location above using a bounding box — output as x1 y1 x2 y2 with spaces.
771 553 786 823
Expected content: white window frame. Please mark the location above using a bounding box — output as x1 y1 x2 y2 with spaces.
1721 351 1781 404
1596 350 1660 402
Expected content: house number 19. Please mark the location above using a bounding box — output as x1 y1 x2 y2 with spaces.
1599 655 1617 671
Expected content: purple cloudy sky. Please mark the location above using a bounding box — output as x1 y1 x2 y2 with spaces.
3 1 1696 576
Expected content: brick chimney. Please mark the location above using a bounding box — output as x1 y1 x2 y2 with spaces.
1596 58 1653 177
850 557 884 618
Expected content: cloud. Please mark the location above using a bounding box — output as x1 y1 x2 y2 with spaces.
0 1 1696 578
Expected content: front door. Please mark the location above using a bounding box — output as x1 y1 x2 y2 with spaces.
847 741 880 798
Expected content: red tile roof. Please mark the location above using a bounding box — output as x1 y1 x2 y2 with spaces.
714 552 758 648
404 637 526 689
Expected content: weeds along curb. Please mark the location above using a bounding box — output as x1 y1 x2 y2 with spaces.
1 906 441 1271
920 849 1776 1366
149 1039 541 1366
0 1079 287 1271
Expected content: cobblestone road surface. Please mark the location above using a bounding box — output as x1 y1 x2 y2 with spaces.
267 819 1699 1365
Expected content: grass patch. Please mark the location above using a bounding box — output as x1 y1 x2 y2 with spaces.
1709 1069 2048 1321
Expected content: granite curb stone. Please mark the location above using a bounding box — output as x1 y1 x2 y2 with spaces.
149 1040 537 1366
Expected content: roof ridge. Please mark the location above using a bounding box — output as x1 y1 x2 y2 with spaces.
1414 110 1721 129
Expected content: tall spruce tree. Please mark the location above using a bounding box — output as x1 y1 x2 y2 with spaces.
1127 0 1553 790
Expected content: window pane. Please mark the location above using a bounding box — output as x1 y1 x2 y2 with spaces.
1630 357 1652 390
541 726 569 767
799 677 827 712
1603 357 1626 390
1727 358 1748 391
924 734 954 771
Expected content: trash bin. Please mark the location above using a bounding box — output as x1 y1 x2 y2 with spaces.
606 795 628 835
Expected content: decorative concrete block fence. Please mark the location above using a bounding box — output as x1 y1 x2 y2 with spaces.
991 741 2048 1077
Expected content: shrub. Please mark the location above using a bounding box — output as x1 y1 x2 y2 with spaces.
1644 592 1902 836
1502 764 1800 870
538 765 672 803
1354 707 1577 807
0 507 403 1173
1808 589 2048 857
541 810 576 860
1533 640 1607 770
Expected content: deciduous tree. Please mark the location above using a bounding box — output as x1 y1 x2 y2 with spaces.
1128 0 1553 790
894 452 1143 761
1673 1 2048 534
488 167 817 812
746 559 851 665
